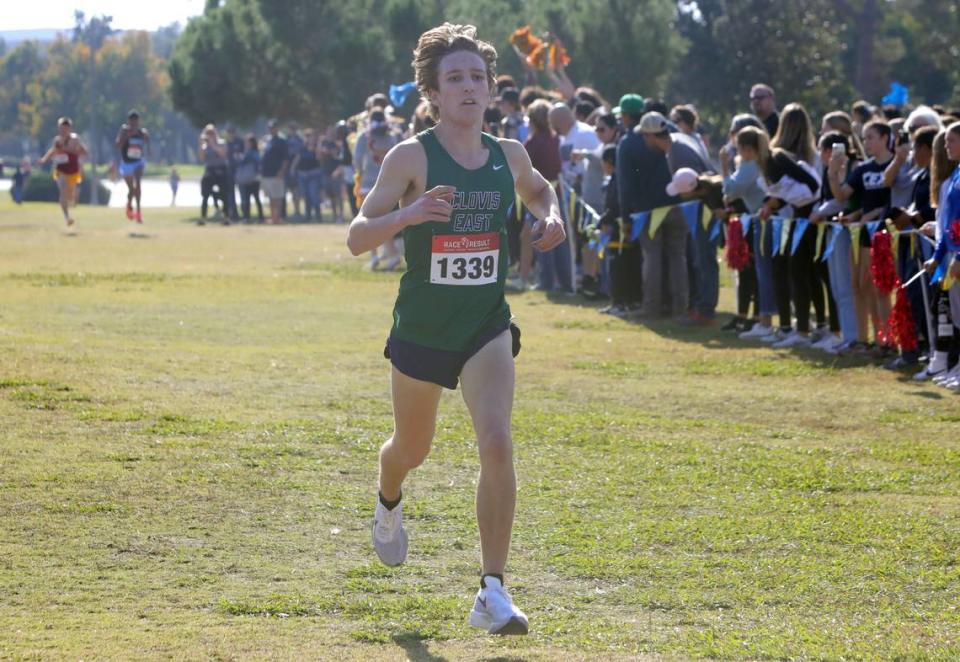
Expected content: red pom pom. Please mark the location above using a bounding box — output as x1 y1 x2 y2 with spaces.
725 217 751 271
949 219 960 247
870 230 897 295
883 279 919 352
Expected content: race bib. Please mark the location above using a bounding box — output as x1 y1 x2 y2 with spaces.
52 153 69 165
429 232 499 286
127 146 142 159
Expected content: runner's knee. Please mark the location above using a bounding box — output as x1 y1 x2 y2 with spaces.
387 432 433 469
477 429 512 466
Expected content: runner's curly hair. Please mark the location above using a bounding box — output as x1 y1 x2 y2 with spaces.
413 23 497 121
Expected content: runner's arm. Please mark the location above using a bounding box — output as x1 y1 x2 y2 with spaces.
39 140 57 164
347 142 453 256
347 143 419 256
73 138 89 159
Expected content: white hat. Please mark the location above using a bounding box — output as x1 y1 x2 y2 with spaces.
666 167 699 196
638 111 670 135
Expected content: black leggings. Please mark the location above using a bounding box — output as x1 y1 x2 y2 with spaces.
814 258 839 332
239 182 264 221
610 244 643 307
201 167 229 218
788 224 818 334
772 250 792 331
737 228 758 317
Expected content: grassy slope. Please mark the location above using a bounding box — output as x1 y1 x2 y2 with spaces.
1 201 958 661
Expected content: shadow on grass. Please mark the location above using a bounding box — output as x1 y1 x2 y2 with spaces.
542 292 912 372
391 634 449 662
897 384 948 398
127 232 152 239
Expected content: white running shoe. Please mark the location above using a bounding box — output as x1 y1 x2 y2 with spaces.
369 254 381 271
372 501 408 567
772 330 812 348
468 576 529 636
759 328 787 343
739 322 773 339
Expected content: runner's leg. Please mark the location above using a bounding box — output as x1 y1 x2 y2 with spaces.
379 367 443 501
57 176 71 223
134 167 143 214
459 330 515 576
125 175 135 208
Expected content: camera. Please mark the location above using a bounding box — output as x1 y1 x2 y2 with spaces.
897 129 910 147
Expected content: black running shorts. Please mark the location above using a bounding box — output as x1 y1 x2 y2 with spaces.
384 322 521 390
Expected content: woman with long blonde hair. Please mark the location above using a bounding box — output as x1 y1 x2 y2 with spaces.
758 103 822 348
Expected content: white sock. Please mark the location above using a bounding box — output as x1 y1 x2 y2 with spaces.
929 351 948 373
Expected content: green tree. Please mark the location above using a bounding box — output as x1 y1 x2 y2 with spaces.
168 0 278 126
671 0 851 124
857 0 960 107
169 0 684 125
21 33 172 146
0 41 46 142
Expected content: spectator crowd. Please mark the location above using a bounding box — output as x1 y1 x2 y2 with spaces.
321 63 960 388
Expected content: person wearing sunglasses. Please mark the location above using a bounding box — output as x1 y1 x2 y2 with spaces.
749 84 780 137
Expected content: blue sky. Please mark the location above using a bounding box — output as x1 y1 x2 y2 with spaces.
6 1 204 31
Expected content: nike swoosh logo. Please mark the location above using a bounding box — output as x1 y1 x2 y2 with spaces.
492 164 504 170
478 597 487 608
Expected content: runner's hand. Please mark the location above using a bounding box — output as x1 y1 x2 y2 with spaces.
402 185 455 227
531 213 566 251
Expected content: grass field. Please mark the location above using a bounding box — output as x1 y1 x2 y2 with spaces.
1 200 958 661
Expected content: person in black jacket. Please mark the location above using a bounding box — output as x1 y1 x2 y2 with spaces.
604 94 648 316
611 95 683 318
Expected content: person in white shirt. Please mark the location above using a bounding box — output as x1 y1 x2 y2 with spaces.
548 104 601 192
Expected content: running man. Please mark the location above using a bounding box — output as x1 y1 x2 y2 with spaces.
346 23 565 636
116 110 150 222
39 117 88 228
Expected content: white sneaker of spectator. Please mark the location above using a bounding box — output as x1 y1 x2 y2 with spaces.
825 339 854 355
809 327 829 345
739 322 773 339
772 330 811 348
913 355 948 381
760 328 787 343
811 332 842 351
601 305 629 318
932 364 959 385
937 364 960 389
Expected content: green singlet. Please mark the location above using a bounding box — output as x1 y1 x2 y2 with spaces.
390 128 514 351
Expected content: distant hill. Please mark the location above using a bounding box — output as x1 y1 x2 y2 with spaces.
0 29 70 45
